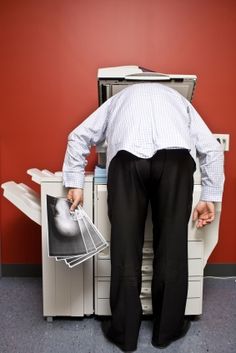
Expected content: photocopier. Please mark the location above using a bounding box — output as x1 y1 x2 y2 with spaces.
1 65 223 320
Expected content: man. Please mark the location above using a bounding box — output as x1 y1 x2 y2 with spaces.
62 83 224 351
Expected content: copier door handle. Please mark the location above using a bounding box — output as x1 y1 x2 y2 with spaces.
125 73 171 81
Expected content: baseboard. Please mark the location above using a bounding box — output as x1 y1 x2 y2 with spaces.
0 263 235 277
204 264 236 277
1 264 42 277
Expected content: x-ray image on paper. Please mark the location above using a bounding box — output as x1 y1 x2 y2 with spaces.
81 210 107 249
47 196 87 256
47 196 108 266
76 215 96 253
65 243 108 267
65 251 97 267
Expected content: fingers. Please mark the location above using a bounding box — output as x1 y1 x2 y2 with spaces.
206 213 215 223
196 220 203 228
195 213 215 228
196 218 208 228
70 199 80 211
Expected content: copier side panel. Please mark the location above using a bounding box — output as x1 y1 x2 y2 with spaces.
41 177 93 318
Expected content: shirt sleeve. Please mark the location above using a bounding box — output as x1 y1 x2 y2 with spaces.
62 98 112 189
188 103 225 202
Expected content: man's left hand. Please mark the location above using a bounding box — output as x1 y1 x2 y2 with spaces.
192 201 215 228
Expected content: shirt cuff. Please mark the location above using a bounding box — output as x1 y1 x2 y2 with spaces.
62 172 85 189
200 186 223 202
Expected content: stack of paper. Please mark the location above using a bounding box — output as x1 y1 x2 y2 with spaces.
46 196 108 267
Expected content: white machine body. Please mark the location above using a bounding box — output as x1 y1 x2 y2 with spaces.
1 66 222 319
2 170 94 320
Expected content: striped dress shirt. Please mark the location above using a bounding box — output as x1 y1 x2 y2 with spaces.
63 83 224 202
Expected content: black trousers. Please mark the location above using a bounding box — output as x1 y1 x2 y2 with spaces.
107 149 195 351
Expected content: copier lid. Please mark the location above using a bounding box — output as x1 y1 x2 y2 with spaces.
98 65 144 78
98 65 197 103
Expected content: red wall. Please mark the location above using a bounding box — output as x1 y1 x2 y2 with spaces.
0 0 235 265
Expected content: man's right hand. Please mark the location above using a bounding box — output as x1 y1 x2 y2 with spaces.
67 188 84 211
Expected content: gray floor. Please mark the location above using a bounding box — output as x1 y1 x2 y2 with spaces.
0 277 235 353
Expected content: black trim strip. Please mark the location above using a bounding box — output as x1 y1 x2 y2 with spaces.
1 264 235 277
204 264 236 277
1 264 42 277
